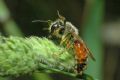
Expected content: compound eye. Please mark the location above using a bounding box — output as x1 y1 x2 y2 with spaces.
51 23 58 32
59 27 65 35
52 24 58 28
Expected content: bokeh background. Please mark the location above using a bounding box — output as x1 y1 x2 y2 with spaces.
0 0 120 80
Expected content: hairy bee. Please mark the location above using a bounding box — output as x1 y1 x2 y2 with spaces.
48 12 95 75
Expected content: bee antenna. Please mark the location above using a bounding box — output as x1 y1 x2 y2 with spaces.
57 10 60 17
57 10 65 20
32 20 48 23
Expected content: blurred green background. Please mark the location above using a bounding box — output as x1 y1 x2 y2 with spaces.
0 0 120 80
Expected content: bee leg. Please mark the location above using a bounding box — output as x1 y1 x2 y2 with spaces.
73 56 78 73
60 32 72 45
73 63 83 76
74 65 78 74
53 41 71 57
58 36 73 55
60 35 68 45
77 63 87 75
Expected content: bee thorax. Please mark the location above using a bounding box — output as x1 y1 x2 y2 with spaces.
65 22 79 35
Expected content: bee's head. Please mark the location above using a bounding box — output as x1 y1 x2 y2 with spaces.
49 12 66 38
32 11 66 38
49 19 65 38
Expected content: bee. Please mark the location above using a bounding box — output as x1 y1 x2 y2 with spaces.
48 12 96 75
32 11 95 75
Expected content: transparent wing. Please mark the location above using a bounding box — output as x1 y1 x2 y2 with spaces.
72 33 96 61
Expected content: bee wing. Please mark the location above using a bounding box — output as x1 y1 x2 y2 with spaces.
80 39 96 61
86 47 96 61
72 33 96 61
57 10 66 21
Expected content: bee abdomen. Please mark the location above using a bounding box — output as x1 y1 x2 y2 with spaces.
76 63 87 74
